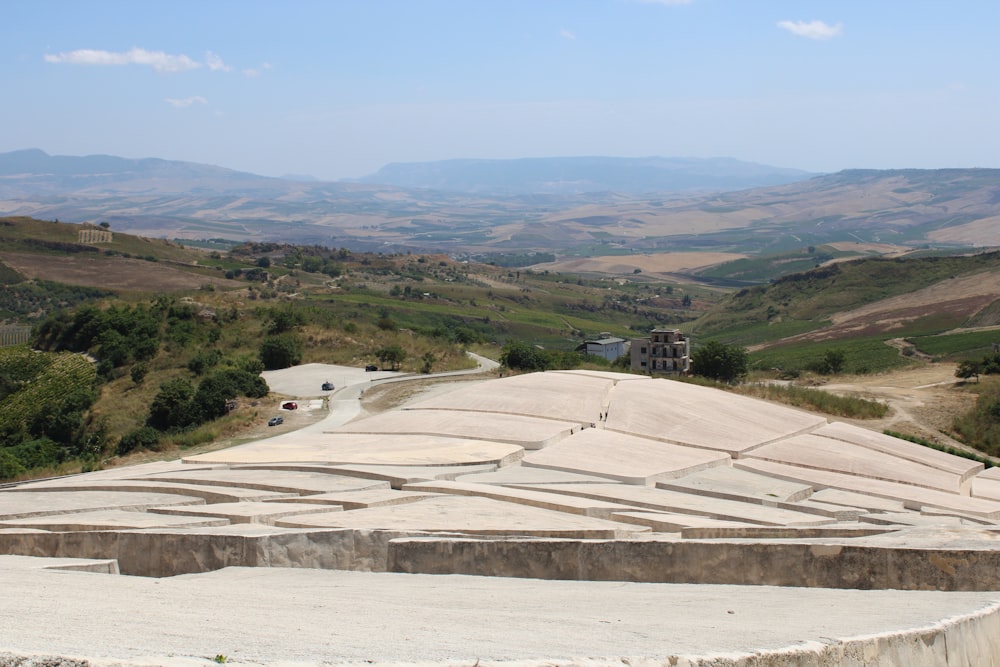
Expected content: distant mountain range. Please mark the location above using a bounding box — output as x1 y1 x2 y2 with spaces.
0 150 812 197
0 149 997 254
0 148 285 197
356 156 816 194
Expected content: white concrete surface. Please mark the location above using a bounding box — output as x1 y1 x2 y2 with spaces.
1 562 999 666
6 367 1000 665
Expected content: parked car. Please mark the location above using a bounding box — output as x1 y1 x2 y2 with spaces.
365 364 378 372
267 416 283 427
321 381 334 391
281 401 297 410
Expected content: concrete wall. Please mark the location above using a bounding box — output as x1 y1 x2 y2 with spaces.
0 528 420 577
6 528 1000 592
663 601 1000 666
388 537 1000 592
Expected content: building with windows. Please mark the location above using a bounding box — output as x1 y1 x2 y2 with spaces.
576 334 627 361
630 328 689 374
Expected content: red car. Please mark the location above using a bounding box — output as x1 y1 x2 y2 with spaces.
281 401 297 410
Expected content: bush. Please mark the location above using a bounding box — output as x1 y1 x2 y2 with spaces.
260 334 303 370
191 368 269 422
375 345 407 371
188 349 223 375
500 340 550 372
818 349 846 375
147 378 195 431
130 362 148 385
0 449 25 479
116 426 161 455
691 340 749 383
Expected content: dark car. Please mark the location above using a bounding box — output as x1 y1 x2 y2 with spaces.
281 401 297 410
267 416 283 427
365 364 378 372
321 381 334 391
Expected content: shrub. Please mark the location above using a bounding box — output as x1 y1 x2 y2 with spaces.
188 349 223 375
130 362 148 385
116 426 161 455
500 340 550 372
147 378 195 431
691 340 748 383
375 345 407 371
260 334 303 370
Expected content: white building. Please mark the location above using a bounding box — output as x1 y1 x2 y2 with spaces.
576 334 627 361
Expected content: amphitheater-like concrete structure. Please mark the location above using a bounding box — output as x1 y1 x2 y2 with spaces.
3 368 1000 665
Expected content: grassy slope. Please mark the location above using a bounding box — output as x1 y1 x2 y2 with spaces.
692 251 1000 372
0 217 713 475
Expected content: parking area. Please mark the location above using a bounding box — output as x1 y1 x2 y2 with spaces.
262 362 398 398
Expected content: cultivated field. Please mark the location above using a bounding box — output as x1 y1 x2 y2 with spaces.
534 251 745 276
0 252 237 291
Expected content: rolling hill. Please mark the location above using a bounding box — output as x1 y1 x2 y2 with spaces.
0 150 997 257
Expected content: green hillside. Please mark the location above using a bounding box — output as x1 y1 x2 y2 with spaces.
689 251 1000 377
0 217 711 480
696 252 1000 342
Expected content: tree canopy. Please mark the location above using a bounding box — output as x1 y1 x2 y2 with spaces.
691 340 749 383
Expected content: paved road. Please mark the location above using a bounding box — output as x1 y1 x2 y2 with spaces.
261 352 499 434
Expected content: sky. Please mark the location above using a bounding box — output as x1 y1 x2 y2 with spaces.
3 0 999 181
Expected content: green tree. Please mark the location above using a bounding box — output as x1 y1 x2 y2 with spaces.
956 359 982 383
301 255 323 273
0 449 26 479
375 345 407 371
691 340 749 384
191 369 268 422
116 426 160 456
500 340 550 372
260 334 303 370
187 349 223 375
147 378 195 431
267 306 305 335
820 348 847 375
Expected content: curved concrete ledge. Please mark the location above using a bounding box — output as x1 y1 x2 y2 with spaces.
665 601 1000 666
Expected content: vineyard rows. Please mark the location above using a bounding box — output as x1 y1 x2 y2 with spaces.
0 347 96 433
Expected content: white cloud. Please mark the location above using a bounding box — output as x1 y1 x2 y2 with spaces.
165 96 207 108
204 51 232 72
777 20 843 40
243 62 273 78
44 47 202 72
560 28 576 40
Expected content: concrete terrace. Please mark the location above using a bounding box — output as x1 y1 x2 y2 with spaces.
3 367 1000 666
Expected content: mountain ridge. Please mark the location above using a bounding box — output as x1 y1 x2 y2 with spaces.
0 150 996 254
356 155 817 194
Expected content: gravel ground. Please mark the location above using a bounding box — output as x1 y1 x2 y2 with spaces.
1 565 999 666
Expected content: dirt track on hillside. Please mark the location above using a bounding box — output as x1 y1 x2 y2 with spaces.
815 361 979 451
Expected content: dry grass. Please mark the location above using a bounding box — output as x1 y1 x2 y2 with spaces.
0 252 236 291
534 252 746 276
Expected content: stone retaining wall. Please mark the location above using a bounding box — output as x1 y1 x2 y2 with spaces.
6 528 1000 591
388 537 1000 592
